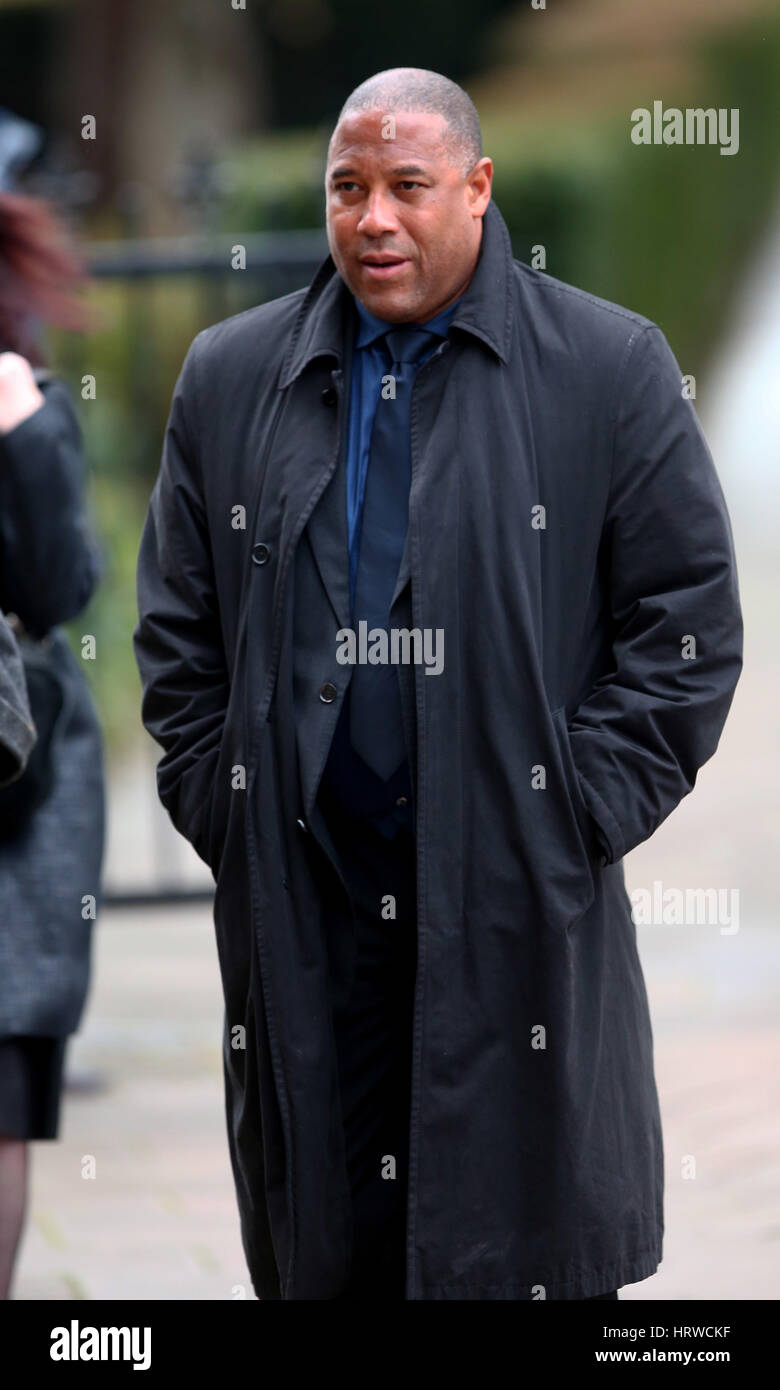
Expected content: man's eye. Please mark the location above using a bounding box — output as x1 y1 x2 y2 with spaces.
335 182 360 192
398 181 422 191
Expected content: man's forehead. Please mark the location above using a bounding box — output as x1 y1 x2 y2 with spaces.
327 108 449 163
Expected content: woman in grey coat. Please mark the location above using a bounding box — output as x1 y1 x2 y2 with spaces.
0 144 105 1298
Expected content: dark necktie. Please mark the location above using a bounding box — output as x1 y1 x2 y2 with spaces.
349 325 437 780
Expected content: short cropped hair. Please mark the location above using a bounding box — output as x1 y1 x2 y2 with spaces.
332 67 483 177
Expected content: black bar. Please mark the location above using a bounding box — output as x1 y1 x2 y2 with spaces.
84 231 328 278
101 887 215 909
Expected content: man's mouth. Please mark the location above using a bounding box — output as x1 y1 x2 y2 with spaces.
358 254 410 280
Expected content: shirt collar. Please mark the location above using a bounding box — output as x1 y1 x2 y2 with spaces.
353 292 464 351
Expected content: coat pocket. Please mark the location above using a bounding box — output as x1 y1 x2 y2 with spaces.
549 704 599 923
203 727 239 880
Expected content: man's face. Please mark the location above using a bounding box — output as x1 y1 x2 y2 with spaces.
325 109 493 323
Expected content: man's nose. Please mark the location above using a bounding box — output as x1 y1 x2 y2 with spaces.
357 192 399 236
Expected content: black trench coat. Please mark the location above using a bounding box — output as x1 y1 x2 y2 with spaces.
133 199 743 1300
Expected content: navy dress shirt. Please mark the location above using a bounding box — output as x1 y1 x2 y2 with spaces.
320 291 462 839
346 295 460 610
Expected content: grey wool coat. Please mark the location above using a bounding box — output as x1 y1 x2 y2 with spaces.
0 375 106 1038
133 198 743 1299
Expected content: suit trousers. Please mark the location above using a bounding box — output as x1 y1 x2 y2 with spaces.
315 788 417 1301
314 789 619 1302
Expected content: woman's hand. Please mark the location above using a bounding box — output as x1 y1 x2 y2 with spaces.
0 352 45 435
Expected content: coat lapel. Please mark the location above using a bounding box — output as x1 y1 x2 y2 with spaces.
392 530 412 607
304 364 352 633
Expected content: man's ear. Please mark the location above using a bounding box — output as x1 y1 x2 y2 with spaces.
467 157 493 216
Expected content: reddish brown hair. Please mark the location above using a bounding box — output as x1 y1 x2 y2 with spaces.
0 191 93 365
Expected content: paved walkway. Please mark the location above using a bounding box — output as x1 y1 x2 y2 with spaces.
13 901 778 1300
15 905 248 1301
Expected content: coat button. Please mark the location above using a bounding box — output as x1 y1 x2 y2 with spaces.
252 542 271 565
396 796 408 807
296 817 308 834
319 681 337 703
321 386 337 406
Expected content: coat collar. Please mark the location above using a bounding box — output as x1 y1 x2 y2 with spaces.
277 197 514 389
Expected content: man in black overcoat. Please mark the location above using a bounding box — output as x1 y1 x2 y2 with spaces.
133 67 743 1300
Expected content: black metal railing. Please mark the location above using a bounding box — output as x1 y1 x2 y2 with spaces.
81 232 329 908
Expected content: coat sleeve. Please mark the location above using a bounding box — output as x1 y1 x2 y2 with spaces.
0 608 36 786
567 323 744 866
132 334 230 868
0 377 103 636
